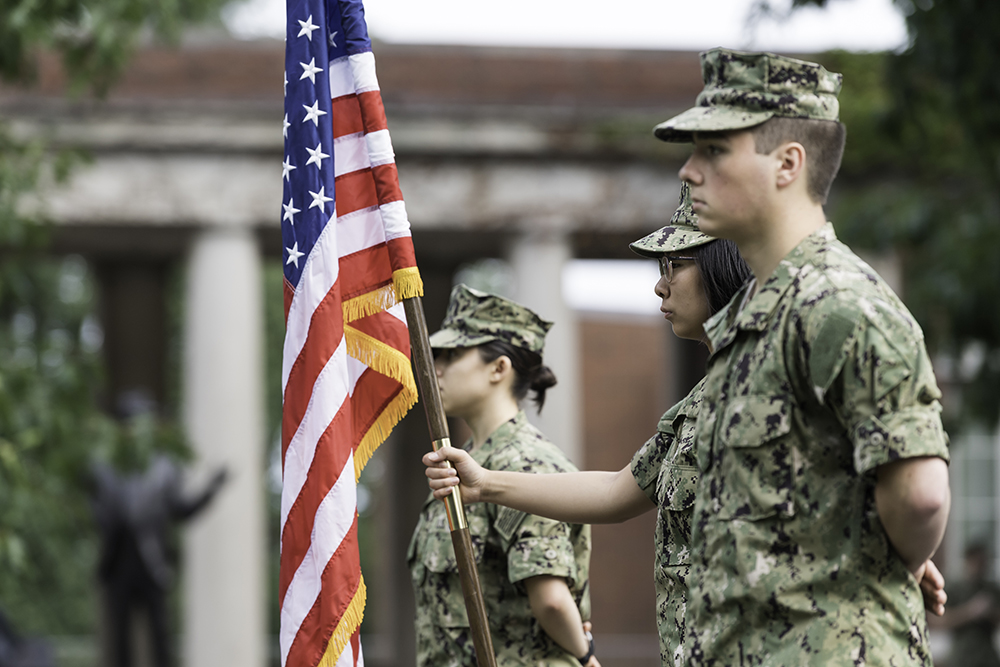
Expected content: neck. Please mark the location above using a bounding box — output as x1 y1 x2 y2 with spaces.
738 197 826 285
463 394 520 449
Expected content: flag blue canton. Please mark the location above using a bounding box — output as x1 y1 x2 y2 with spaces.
281 0 374 289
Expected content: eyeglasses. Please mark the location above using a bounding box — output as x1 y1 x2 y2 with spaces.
657 255 696 284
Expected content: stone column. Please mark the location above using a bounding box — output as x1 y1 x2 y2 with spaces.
508 231 582 465
181 228 266 667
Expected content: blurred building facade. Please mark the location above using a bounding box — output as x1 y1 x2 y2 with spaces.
8 35 951 667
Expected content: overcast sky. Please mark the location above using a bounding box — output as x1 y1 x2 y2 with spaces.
225 0 909 53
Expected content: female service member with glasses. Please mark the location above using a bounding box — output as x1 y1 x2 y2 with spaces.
423 184 752 667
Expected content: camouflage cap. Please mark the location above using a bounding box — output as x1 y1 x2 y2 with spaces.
653 48 843 142
428 284 553 354
629 182 714 257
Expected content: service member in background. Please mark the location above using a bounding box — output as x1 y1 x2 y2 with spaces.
408 285 595 667
423 185 752 667
651 48 950 665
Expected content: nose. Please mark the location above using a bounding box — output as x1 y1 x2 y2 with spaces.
654 274 670 299
678 154 700 185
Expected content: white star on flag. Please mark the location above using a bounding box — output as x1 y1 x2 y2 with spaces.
329 31 338 47
308 187 333 210
305 143 329 168
285 242 304 268
297 15 319 40
283 114 290 138
282 157 297 181
302 100 327 126
299 58 322 84
283 198 301 224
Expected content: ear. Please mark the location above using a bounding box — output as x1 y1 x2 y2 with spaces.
774 141 806 191
489 356 512 384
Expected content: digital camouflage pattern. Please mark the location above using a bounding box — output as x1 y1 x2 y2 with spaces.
630 183 714 258
408 411 591 667
630 377 704 667
429 284 553 354
688 223 949 666
654 48 843 143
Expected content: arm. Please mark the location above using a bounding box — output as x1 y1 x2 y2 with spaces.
525 575 599 666
875 456 950 576
424 447 654 524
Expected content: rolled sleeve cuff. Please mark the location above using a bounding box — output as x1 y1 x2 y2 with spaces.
853 407 950 475
507 535 578 585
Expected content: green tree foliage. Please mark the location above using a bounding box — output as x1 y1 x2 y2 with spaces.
0 0 229 636
767 0 1000 428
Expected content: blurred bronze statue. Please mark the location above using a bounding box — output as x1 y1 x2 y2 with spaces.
91 455 227 667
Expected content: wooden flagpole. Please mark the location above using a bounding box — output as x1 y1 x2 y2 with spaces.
403 295 497 667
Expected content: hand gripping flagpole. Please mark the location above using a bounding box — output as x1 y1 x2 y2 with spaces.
403 296 498 667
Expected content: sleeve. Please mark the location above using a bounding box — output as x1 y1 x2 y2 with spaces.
487 443 588 587
630 400 685 503
806 293 949 475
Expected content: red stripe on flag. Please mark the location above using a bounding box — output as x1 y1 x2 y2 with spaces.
351 370 404 452
387 236 418 273
357 90 388 134
279 400 354 604
372 163 403 205
282 281 345 461
334 169 379 217
331 94 363 138
283 516 362 667
350 309 412 357
339 244 393 301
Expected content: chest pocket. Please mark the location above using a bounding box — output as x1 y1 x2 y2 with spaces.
715 394 796 521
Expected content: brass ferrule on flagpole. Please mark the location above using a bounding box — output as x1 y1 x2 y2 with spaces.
431 437 468 531
403 295 497 667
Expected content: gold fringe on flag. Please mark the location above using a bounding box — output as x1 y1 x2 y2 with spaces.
354 387 417 479
344 324 419 478
392 266 424 301
341 268 423 324
342 283 398 324
317 575 367 667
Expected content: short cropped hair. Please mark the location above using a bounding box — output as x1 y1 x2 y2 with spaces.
750 117 846 205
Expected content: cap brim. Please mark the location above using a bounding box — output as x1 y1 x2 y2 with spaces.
653 106 774 142
428 328 497 350
629 226 714 257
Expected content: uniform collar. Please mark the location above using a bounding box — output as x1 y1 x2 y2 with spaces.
705 223 837 352
467 410 529 456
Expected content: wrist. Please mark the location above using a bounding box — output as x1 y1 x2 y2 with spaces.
576 631 594 666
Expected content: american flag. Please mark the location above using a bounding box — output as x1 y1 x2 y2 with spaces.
279 0 422 665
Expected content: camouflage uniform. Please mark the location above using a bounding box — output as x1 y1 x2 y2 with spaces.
630 378 704 667
409 285 592 667
654 50 950 666
629 184 716 667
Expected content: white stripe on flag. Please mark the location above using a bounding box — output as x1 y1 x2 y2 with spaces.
386 301 406 325
336 206 386 258
350 52 379 93
365 129 395 167
380 200 412 241
282 215 340 394
279 451 357 667
334 132 372 178
328 55 354 99
281 339 350 534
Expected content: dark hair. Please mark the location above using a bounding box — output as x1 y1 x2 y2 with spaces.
690 239 752 315
749 117 847 205
477 340 557 412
